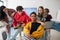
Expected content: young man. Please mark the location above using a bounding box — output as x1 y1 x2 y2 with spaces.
11 6 31 40
23 12 44 40
12 6 31 28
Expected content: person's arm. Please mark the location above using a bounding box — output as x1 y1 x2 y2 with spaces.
6 25 9 33
49 15 52 19
23 22 31 39
25 12 31 24
5 23 9 33
26 15 31 22
23 22 30 35
12 19 18 28
32 25 44 38
37 20 45 26
46 15 52 21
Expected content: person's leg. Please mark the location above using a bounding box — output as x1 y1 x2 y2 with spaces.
10 27 20 40
22 34 29 40
0 28 5 40
36 38 42 40
41 30 47 40
22 34 34 40
46 29 50 40
2 31 7 40
6 27 13 40
7 21 13 40
19 27 23 40
52 21 60 32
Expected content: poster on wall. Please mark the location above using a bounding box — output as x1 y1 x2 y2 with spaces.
24 8 37 16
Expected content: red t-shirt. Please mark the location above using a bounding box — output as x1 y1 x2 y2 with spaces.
12 11 31 27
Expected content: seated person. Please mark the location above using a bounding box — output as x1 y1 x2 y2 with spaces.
43 8 52 40
44 8 52 21
23 12 44 40
0 7 8 40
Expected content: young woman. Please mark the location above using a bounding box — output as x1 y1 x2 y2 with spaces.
0 6 8 23
0 7 8 40
23 12 44 40
0 6 16 40
37 6 45 22
6 9 16 40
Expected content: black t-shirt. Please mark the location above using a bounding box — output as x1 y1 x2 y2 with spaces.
30 22 41 34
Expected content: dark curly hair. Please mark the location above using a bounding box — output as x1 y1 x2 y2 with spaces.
0 6 8 23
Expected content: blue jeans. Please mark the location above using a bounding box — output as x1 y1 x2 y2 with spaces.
6 21 12 40
42 21 60 40
52 21 60 32
10 27 22 40
41 30 47 40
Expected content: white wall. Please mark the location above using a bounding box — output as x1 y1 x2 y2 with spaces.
1 0 7 6
7 0 60 20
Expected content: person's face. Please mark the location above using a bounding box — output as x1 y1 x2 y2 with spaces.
44 10 48 15
30 14 36 21
38 8 44 14
18 10 23 15
3 8 8 13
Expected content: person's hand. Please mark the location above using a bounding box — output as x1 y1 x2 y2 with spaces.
13 26 19 29
37 20 45 26
40 22 45 26
27 34 31 40
21 23 25 28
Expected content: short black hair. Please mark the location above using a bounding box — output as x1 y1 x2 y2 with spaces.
30 12 37 16
45 8 49 13
16 6 23 11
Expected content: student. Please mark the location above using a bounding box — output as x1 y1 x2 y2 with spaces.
44 8 52 40
23 12 44 40
37 6 45 22
0 6 16 40
44 8 52 21
12 6 31 28
0 7 8 40
37 6 46 40
11 6 31 40
0 6 8 23
6 9 16 40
